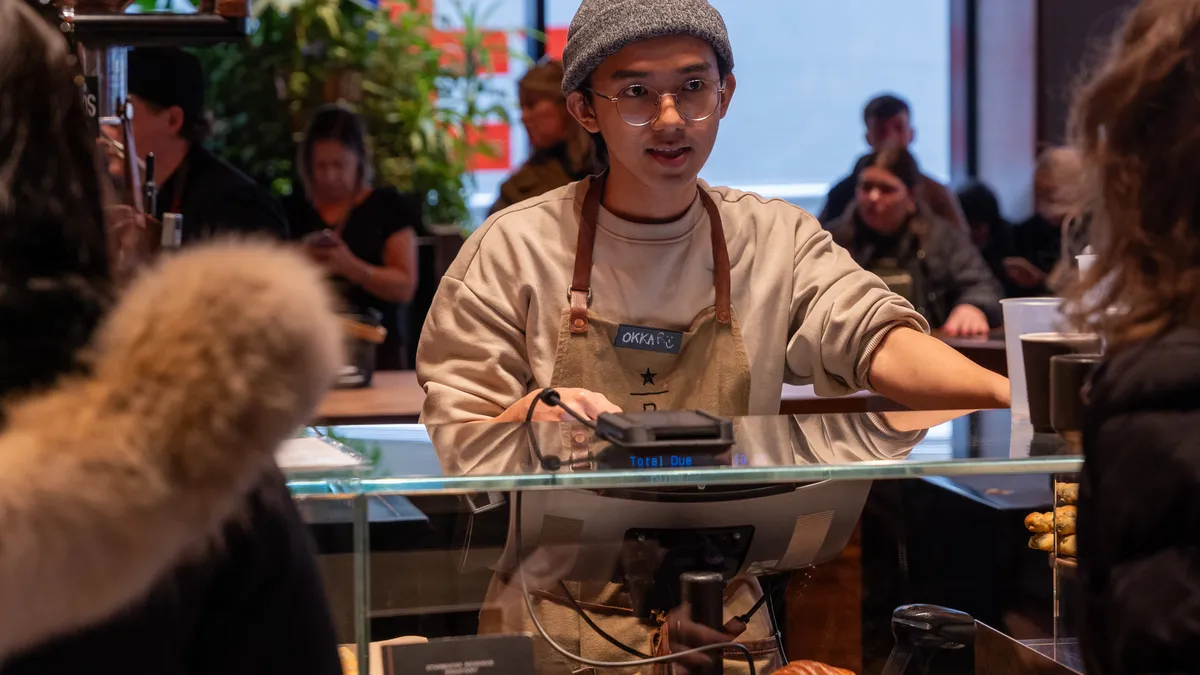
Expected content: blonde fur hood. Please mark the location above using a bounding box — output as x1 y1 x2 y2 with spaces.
0 240 342 658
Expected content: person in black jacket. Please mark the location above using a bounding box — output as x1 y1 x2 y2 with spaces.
1065 1 1200 673
828 147 1002 336
0 4 343 670
101 47 289 243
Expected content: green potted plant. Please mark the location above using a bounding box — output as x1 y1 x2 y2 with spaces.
198 0 512 229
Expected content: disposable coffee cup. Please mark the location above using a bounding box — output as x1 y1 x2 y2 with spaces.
1050 353 1103 448
1076 254 1097 280
1021 333 1101 433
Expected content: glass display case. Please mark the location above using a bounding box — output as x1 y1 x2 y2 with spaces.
286 409 1086 675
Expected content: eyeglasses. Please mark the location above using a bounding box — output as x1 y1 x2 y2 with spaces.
589 79 725 127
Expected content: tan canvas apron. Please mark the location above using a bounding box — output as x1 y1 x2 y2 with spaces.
549 175 752 417
477 178 779 674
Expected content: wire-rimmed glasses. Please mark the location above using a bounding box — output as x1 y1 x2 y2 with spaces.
589 79 725 127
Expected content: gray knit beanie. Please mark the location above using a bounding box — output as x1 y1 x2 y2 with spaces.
561 0 734 96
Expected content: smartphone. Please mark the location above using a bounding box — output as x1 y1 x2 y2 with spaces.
304 229 338 248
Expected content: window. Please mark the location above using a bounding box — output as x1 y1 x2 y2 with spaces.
427 0 533 224
541 0 951 214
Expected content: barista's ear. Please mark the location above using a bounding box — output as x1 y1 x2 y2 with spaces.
718 73 737 119
567 91 601 134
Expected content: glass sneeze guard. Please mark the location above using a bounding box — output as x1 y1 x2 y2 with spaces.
286 409 1083 496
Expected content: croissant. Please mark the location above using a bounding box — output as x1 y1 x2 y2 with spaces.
1055 482 1079 505
1055 506 1077 535
1029 533 1054 552
1025 511 1053 533
1060 535 1077 558
1025 506 1077 535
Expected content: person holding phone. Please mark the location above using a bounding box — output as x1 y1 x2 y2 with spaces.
285 105 422 370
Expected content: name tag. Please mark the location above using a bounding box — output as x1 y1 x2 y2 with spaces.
614 325 683 354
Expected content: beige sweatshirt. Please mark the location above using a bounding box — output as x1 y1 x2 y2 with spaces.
417 177 928 424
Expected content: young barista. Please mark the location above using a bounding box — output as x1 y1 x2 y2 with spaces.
417 0 1010 425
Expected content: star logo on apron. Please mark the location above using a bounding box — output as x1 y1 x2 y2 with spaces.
551 174 752 417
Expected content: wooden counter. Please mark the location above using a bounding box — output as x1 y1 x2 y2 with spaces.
937 329 1007 376
314 332 1009 425
317 371 426 425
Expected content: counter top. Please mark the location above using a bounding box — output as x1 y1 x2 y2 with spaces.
314 330 1007 425
317 371 427 425
316 372 892 425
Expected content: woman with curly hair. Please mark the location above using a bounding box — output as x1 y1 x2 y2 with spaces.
1067 1 1200 672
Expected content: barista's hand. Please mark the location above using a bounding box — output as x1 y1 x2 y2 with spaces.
942 304 990 338
665 609 748 674
492 388 622 424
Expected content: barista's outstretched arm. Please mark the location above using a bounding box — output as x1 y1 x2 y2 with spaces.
0 241 341 658
869 326 1010 410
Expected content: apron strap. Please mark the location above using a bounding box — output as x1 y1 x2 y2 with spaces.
699 189 733 325
568 174 604 334
570 176 733 334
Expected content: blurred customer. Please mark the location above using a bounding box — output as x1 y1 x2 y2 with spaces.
1006 147 1084 295
1067 2 1200 674
819 94 967 230
829 147 1002 336
286 104 421 370
0 1 342 670
957 181 1022 297
489 59 597 215
109 47 289 241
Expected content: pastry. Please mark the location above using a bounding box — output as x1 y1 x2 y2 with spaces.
1029 533 1054 552
1025 511 1053 533
1055 505 1077 535
337 646 357 675
1060 534 1077 558
1055 482 1079 504
1025 506 1077 535
771 662 856 675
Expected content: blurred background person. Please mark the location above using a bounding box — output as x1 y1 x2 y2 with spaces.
488 58 597 215
286 104 421 370
829 147 1002 336
0 1 342 670
102 47 289 242
958 181 1021 298
1005 146 1084 295
1066 1 1200 674
819 93 967 231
